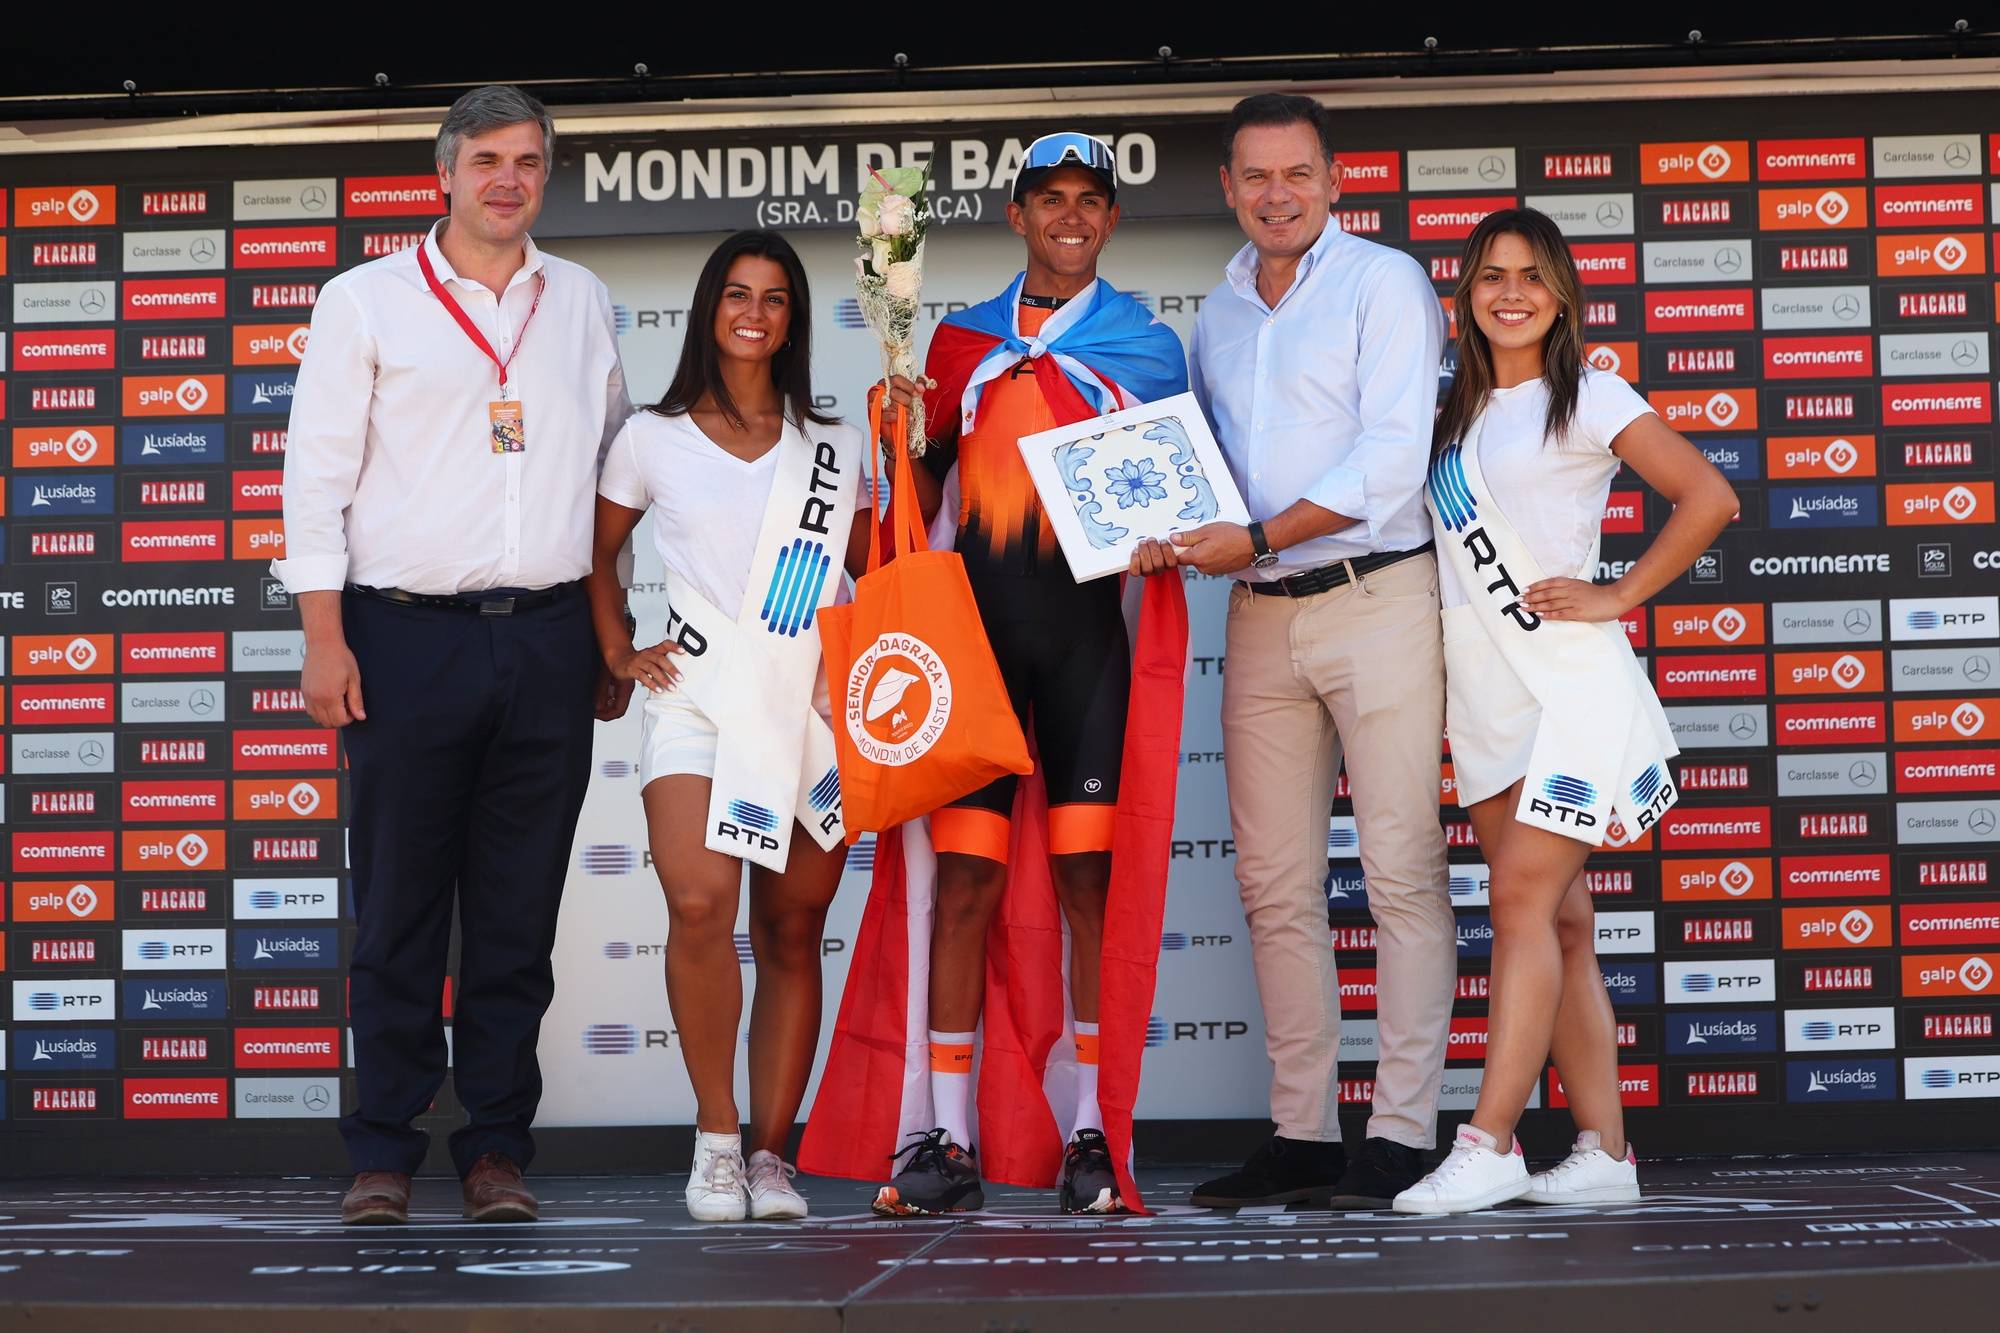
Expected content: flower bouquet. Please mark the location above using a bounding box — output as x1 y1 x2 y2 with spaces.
855 165 932 455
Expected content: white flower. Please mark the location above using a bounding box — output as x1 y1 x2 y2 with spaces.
884 259 923 301
858 208 881 239
854 255 869 282
877 193 916 236
871 237 893 275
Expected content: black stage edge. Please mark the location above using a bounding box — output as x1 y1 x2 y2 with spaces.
10 1109 2000 1177
2 1152 1999 1331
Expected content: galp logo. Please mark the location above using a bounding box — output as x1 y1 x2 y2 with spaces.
1665 856 1770 901
1785 904 1889 948
1888 482 1991 526
121 830 225 871
1648 388 1755 431
1877 233 1983 277
15 185 115 227
1894 698 1997 742
1757 187 1864 230
121 375 219 417
845 634 952 767
1656 603 1763 647
1585 342 1638 380
233 778 339 821
1903 954 1997 996
1766 434 1875 479
12 882 113 922
1773 650 1877 694
231 324 310 366
12 425 111 469
13 634 113 676
1643 140 1746 183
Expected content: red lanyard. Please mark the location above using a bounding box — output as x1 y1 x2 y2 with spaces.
415 239 546 398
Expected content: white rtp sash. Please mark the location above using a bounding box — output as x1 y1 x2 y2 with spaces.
1425 412 1680 845
661 424 859 872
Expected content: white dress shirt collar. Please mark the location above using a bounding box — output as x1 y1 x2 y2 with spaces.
1223 213 1344 315
421 218 547 298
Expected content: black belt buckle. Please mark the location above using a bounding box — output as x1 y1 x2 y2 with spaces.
477 597 517 617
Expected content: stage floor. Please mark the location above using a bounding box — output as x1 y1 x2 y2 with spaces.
3 1153 1999 1330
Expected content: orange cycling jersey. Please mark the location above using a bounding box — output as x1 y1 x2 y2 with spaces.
922 303 1065 575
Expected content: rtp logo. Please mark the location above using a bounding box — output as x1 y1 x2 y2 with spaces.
582 1024 639 1055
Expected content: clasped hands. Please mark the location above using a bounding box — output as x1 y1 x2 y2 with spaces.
1128 523 1257 578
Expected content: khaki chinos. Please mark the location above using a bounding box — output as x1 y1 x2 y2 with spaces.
1222 550 1457 1147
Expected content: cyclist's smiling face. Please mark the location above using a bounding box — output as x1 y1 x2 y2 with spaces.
1010 167 1119 293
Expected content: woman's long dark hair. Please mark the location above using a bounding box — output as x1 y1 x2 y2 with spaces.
1432 207 1588 454
650 229 838 429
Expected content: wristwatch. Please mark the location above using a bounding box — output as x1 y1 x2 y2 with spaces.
1247 521 1280 569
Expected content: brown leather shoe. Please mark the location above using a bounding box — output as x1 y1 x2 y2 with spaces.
462 1151 539 1222
341 1171 411 1225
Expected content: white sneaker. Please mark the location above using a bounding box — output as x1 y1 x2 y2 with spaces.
747 1149 809 1220
1392 1124 1529 1215
1524 1130 1640 1205
686 1131 749 1222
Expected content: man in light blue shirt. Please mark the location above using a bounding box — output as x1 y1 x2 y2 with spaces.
1157 93 1457 1211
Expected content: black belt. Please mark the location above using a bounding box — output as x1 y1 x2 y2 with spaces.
345 582 578 616
1238 542 1434 598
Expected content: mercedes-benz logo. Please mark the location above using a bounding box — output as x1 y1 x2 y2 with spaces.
190 237 217 264
78 288 106 313
302 1085 331 1111
1965 655 1993 683
301 184 329 212
1713 247 1744 275
1944 141 1974 169
189 689 217 716
79 739 106 766
1478 154 1507 182
1849 761 1878 788
1596 200 1626 227
1832 294 1861 321
1729 712 1759 740
1970 808 1997 836
1843 607 1874 635
1952 339 1981 367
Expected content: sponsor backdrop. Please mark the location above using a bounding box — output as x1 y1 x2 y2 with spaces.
2 89 1997 1162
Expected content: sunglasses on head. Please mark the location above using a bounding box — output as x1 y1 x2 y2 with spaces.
1020 131 1116 177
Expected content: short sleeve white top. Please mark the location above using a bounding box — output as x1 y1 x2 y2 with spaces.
598 410 866 615
1437 368 1655 608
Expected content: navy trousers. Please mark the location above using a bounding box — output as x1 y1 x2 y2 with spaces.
338 585 598 1176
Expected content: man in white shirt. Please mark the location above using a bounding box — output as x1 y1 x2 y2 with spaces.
276 85 633 1226
1156 93 1456 1209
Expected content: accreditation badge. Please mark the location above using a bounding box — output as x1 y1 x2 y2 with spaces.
489 399 525 454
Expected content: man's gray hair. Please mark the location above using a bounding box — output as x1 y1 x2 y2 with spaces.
435 85 555 175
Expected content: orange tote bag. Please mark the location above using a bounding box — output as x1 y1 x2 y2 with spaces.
819 397 1031 835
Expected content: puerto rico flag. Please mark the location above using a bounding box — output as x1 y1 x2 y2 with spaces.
799 275 1189 1212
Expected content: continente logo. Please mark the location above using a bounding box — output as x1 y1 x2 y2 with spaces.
844 633 952 766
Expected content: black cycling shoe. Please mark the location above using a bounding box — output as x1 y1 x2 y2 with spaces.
873 1128 986 1216
1324 1136 1426 1209
1191 1135 1347 1208
1059 1128 1121 1214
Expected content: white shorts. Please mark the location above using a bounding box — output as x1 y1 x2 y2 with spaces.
636 675 836 789
1442 603 1538 808
639 688 719 785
